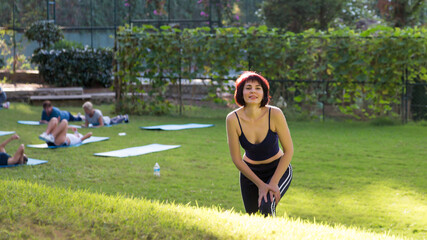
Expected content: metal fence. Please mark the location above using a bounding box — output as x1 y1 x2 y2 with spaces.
0 0 426 122
265 79 427 123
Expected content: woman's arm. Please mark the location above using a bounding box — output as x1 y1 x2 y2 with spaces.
226 112 276 207
97 116 104 127
0 134 19 150
81 132 92 141
82 118 89 128
268 107 294 203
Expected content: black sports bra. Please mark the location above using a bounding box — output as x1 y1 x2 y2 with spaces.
234 108 280 161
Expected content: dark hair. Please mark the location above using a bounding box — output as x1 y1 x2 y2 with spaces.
23 155 28 164
234 71 270 107
42 100 52 109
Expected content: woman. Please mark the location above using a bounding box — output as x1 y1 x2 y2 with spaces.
0 134 27 166
82 101 128 128
226 71 293 217
39 118 92 146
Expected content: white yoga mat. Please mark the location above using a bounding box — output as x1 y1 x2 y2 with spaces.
94 143 181 158
140 123 214 131
17 120 41 125
27 136 109 149
18 120 81 128
0 131 15 136
0 158 48 168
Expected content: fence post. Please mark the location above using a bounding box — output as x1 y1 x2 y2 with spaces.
90 0 94 49
12 1 16 74
178 34 183 116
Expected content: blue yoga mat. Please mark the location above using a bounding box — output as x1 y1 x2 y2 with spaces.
0 158 48 168
140 123 214 131
18 121 82 128
0 131 15 136
27 136 109 149
94 144 181 157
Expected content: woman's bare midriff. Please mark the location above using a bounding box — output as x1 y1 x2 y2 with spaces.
243 150 284 165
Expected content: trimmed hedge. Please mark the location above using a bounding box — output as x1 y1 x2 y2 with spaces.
116 25 427 118
31 47 113 87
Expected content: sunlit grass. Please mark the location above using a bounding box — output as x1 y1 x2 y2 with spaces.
0 180 407 240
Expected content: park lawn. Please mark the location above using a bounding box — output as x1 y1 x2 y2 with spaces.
0 103 426 239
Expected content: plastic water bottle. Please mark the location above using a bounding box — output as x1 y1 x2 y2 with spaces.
153 163 160 177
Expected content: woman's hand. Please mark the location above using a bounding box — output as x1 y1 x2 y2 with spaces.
11 134 20 140
267 183 281 205
258 182 280 207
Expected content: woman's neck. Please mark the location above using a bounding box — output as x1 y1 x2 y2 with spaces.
243 104 264 119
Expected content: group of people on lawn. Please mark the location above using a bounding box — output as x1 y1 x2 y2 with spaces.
2 71 294 217
1 100 128 166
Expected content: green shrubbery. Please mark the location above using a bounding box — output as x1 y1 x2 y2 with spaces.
24 21 64 53
25 21 113 87
31 47 113 87
116 25 427 118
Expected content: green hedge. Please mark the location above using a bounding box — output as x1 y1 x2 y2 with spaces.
32 48 113 87
116 25 427 118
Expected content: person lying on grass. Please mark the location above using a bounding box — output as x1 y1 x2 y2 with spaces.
40 100 83 124
82 101 128 128
0 86 10 109
0 134 28 166
39 118 92 146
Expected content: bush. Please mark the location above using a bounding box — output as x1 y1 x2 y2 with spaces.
0 58 4 69
52 39 84 50
24 21 64 53
31 47 113 87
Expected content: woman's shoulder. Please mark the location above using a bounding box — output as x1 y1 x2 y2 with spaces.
267 105 286 119
267 105 283 114
94 109 103 114
226 108 242 122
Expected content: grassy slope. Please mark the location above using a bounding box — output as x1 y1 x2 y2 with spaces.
0 180 406 240
0 103 426 239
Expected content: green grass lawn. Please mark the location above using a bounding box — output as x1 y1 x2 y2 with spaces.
1 103 426 239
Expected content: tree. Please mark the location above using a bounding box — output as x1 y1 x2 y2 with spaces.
261 0 344 32
377 0 426 27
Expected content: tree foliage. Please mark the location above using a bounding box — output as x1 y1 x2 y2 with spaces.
261 0 345 32
377 0 426 27
24 21 64 53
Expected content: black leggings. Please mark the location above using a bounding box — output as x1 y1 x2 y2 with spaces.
240 159 293 217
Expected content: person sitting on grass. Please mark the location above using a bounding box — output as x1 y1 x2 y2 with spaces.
0 134 28 166
40 100 83 124
82 101 128 128
0 87 10 109
39 118 92 147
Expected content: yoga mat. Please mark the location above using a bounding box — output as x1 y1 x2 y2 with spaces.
0 131 15 136
140 123 214 131
18 120 81 128
27 136 109 149
94 143 181 158
17 120 41 125
0 158 48 168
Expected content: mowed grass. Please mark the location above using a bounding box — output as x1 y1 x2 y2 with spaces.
1 103 426 239
1 180 405 240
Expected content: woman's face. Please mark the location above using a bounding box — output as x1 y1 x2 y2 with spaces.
83 107 92 115
243 80 264 105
